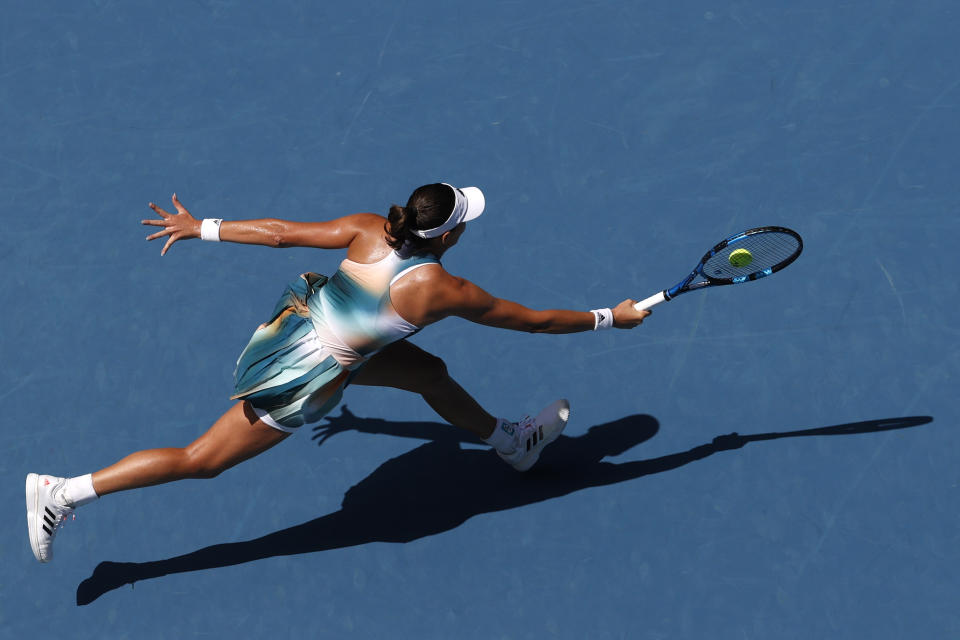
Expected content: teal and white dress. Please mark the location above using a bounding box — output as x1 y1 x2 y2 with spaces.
232 250 439 432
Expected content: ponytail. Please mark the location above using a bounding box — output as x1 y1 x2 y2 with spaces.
384 184 455 254
385 204 422 252
385 204 407 244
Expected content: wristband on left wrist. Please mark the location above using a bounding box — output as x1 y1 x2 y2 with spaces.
200 218 223 242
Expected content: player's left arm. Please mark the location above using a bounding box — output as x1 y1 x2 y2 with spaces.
143 194 372 255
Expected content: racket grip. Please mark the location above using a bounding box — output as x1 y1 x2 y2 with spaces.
634 291 667 311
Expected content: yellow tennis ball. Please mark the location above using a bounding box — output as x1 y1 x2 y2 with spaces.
728 248 753 268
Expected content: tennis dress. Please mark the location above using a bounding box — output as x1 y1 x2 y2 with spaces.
232 251 439 432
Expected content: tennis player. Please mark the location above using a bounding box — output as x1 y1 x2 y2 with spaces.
26 183 650 563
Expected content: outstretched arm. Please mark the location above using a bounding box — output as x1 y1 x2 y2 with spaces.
427 273 650 333
142 194 372 255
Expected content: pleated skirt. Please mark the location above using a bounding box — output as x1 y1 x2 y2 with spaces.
232 273 350 432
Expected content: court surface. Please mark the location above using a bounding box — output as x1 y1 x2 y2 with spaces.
2 2 958 638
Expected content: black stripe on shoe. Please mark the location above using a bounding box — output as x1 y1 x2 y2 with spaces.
43 515 54 527
43 525 52 535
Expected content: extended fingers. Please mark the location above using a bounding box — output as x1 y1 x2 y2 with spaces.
172 193 189 215
146 227 173 241
143 197 189 255
143 209 173 239
160 231 185 256
148 202 171 218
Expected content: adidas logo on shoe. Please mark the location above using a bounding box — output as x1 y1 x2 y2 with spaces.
498 399 569 471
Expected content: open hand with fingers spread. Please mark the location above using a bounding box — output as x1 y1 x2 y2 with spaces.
142 194 200 256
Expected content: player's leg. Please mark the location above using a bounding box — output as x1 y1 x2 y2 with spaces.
26 401 288 562
92 400 289 496
349 340 497 438
350 340 570 471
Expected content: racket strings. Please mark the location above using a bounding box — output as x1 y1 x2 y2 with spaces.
704 231 801 280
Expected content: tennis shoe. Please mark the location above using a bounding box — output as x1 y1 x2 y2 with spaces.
498 399 570 471
26 473 74 563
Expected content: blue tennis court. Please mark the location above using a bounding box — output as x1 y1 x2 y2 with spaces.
3 2 958 638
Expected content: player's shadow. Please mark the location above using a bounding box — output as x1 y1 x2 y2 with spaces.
76 409 932 605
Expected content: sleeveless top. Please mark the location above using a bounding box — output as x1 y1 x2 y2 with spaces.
307 250 439 369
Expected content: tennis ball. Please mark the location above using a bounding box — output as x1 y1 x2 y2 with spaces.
728 248 753 268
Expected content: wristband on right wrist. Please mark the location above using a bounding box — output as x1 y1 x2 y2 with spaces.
590 308 613 330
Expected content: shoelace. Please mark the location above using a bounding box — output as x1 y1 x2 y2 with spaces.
58 513 77 530
49 491 77 531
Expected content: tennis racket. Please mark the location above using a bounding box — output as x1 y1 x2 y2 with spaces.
634 226 803 311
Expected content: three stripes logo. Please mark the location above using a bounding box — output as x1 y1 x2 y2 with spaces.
42 506 57 536
525 424 545 451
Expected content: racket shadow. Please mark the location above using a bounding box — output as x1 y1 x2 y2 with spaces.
76 411 932 605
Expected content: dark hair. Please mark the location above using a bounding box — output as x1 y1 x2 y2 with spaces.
384 183 456 253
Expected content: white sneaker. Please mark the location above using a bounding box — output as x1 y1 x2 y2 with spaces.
498 399 570 471
26 474 74 563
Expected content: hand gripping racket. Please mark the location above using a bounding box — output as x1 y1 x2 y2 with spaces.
634 226 803 311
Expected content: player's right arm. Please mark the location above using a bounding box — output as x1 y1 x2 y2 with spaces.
425 272 649 333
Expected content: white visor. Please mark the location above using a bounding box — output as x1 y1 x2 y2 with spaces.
411 184 485 239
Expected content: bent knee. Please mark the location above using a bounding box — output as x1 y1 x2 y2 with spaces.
413 353 450 389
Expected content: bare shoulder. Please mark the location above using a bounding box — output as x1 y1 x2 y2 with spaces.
397 259 450 286
410 268 489 314
339 213 392 259
389 261 460 326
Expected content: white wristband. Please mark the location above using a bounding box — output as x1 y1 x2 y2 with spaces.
200 218 223 242
590 308 614 331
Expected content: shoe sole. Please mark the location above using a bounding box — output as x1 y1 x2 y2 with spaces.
513 399 570 472
25 473 47 563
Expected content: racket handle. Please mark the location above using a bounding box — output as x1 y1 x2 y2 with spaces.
634 291 667 311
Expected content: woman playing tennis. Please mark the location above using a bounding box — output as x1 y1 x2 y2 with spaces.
26 183 650 563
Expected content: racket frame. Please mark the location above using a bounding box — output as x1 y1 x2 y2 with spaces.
634 226 802 311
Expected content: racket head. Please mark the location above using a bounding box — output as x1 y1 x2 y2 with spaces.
699 226 803 285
